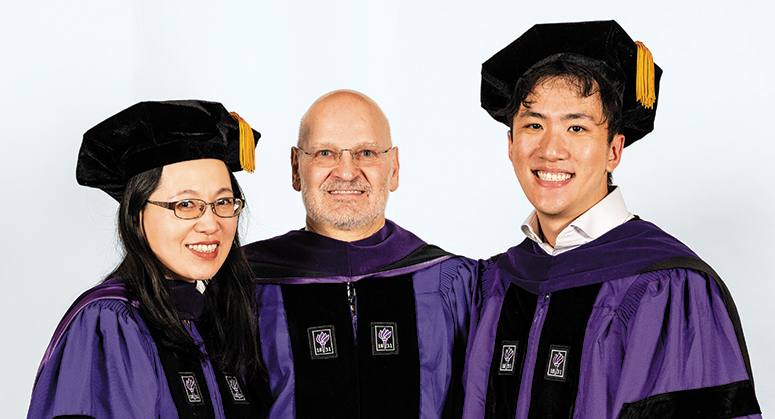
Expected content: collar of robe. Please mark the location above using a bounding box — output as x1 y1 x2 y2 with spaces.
497 219 702 294
244 219 455 284
168 279 205 320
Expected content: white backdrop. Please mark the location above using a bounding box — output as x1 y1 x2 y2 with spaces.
2 1 773 417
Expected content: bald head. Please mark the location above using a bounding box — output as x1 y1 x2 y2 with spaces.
292 89 400 242
299 90 391 149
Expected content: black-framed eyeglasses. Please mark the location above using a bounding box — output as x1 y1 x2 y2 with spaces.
146 198 245 220
294 146 394 168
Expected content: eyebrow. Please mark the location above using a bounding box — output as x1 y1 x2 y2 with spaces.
517 110 596 122
518 110 546 120
562 113 596 121
309 141 381 149
172 187 234 199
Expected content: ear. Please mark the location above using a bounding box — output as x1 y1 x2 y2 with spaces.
507 130 514 164
606 134 625 173
389 147 400 192
138 209 147 241
291 147 301 191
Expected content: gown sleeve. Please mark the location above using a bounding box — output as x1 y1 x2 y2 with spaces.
596 268 761 419
438 257 480 340
27 299 164 419
436 256 480 415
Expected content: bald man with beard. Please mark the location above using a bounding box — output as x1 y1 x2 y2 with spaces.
244 90 478 419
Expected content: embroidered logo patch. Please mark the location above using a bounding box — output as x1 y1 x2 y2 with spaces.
544 345 570 382
224 375 248 404
308 325 338 359
179 372 205 405
371 322 399 355
498 341 518 375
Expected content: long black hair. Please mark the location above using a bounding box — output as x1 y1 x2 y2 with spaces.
106 165 261 379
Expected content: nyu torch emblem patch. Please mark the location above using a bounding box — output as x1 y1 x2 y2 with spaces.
498 341 518 375
371 322 399 355
544 345 570 382
224 375 248 403
179 373 205 405
308 325 338 359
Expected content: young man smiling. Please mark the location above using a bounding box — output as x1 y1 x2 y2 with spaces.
244 90 477 419
462 21 760 419
507 76 624 249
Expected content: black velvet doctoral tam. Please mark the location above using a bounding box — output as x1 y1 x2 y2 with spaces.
76 100 260 201
481 20 662 146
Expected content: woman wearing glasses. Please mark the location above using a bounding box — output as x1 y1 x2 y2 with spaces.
27 101 268 419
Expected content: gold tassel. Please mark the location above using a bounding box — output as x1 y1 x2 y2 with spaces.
229 112 255 173
635 41 656 109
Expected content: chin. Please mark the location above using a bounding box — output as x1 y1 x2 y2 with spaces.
529 198 561 214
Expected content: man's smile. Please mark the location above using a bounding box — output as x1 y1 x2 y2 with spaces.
328 190 365 194
534 170 573 182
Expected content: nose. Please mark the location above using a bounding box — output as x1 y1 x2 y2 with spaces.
194 205 220 234
537 126 569 161
329 149 360 180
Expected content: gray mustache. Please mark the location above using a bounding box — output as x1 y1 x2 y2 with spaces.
321 179 372 193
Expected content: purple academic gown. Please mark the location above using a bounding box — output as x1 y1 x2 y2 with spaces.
28 279 261 419
462 219 760 419
244 220 478 419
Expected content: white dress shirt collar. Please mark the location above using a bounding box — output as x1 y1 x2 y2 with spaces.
521 186 634 255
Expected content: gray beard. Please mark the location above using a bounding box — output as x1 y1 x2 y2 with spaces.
301 177 390 231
